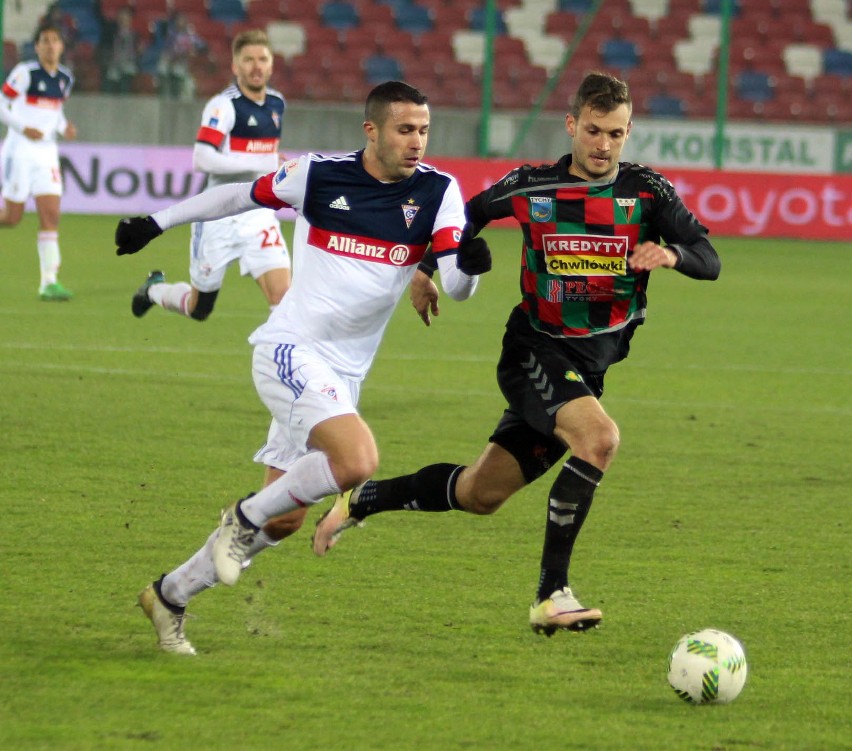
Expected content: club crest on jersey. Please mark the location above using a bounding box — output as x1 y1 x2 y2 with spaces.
616 197 637 222
321 385 338 401
271 111 280 129
530 196 553 222
402 200 420 228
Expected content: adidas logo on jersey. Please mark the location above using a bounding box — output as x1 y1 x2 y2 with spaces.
247 115 258 126
329 196 350 211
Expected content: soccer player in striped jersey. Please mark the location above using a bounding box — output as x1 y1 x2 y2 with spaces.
131 29 291 322
313 72 721 636
0 25 76 301
117 81 492 653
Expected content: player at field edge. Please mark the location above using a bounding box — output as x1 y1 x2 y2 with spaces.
0 25 77 301
116 80 492 654
312 71 722 636
131 29 292 322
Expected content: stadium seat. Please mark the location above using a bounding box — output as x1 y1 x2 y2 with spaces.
320 1 360 31
600 38 640 70
57 0 97 9
267 22 307 61
452 30 486 68
629 0 669 27
646 93 686 118
208 0 248 24
374 0 415 11
394 5 435 35
783 44 823 86
701 0 742 15
363 53 405 84
468 7 508 34
735 70 775 102
358 3 395 26
558 0 595 12
823 48 852 76
132 0 169 13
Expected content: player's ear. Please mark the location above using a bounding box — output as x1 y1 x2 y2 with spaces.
363 120 377 142
565 114 576 138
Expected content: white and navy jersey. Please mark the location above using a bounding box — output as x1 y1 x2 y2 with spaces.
194 83 285 188
248 150 466 379
0 61 73 149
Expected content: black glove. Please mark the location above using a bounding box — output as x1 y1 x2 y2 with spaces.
115 216 163 256
456 224 492 275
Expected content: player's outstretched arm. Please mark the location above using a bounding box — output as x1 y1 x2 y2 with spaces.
114 182 268 256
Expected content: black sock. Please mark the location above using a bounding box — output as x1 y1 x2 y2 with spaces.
536 457 604 602
350 463 464 519
153 574 185 614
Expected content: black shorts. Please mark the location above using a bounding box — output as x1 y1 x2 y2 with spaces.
489 312 606 483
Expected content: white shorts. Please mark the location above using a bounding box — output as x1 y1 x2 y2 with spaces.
251 342 361 472
1 141 62 202
189 208 290 293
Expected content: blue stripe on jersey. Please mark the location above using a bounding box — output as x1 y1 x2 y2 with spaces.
274 344 304 399
302 150 453 246
190 222 203 259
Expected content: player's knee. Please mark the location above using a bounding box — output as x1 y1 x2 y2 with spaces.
190 290 219 321
334 448 379 489
464 492 506 515
587 421 620 468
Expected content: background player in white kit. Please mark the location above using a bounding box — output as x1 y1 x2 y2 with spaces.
131 29 291 322
116 81 493 654
0 25 76 301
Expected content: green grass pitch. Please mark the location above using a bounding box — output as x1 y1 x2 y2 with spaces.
0 214 849 750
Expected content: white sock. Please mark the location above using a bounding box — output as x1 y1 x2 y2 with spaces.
242 452 341 527
161 527 279 607
148 281 192 316
37 231 60 288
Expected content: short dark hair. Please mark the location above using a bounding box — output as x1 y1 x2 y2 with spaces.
34 25 63 45
570 72 632 118
365 81 428 125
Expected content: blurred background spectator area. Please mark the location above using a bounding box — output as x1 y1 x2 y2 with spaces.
2 0 852 122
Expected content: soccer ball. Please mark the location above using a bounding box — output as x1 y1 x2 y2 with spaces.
667 628 748 704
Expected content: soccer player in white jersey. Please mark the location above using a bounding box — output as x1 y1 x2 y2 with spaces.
131 29 291 322
0 25 76 301
117 81 493 654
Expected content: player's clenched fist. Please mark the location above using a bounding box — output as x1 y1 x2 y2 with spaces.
456 224 492 275
115 216 163 255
